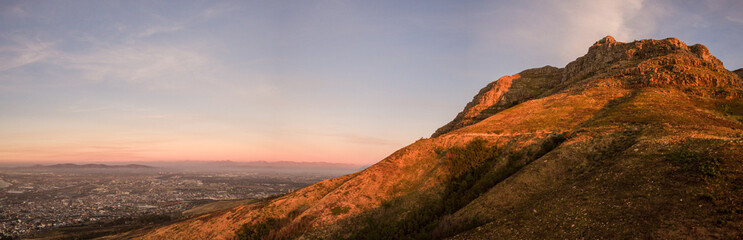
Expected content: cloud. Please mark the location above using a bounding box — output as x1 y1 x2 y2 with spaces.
61 105 115 113
59 46 211 89
471 0 657 65
0 2 240 91
0 34 57 72
2 3 27 17
555 0 648 51
201 2 238 19
137 25 184 38
726 15 743 25
0 27 216 91
0 141 164 162
322 133 398 146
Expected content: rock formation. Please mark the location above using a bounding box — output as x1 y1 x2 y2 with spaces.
433 36 742 137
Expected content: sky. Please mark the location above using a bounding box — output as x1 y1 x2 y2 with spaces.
1 0 742 165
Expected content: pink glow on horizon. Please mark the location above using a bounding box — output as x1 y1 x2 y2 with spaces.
0 138 397 165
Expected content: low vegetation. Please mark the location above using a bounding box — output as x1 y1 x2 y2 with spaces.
666 149 721 177
331 206 350 215
719 102 743 123
338 136 568 240
235 207 308 240
443 138 499 178
535 132 568 159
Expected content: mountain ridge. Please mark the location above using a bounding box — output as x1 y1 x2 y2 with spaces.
433 36 741 138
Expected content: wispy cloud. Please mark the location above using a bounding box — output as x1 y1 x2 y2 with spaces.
322 133 398 146
726 15 743 25
60 46 211 89
0 33 215 91
470 0 656 65
0 2 230 91
59 102 174 121
202 2 238 19
137 25 184 38
0 138 170 162
60 105 115 113
0 34 57 72
2 3 27 18
554 0 651 57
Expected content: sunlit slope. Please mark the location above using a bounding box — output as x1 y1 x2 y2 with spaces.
137 138 454 239
133 36 743 239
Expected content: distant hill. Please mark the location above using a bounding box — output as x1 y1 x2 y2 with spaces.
208 160 362 169
27 163 154 169
134 160 363 175
125 36 743 239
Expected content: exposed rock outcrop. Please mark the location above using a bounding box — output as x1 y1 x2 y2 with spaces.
431 66 562 137
560 37 734 87
433 36 743 137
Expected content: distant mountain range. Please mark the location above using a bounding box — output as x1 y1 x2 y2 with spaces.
202 160 364 169
1 161 365 174
29 163 155 169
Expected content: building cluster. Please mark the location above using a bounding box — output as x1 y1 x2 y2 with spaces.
0 172 306 238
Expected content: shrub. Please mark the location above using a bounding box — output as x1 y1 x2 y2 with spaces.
331 206 350 215
130 214 172 224
444 138 498 177
666 150 721 177
235 206 309 240
721 104 732 115
534 132 568 159
235 217 280 240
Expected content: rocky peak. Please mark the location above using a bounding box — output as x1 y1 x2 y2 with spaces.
562 37 734 86
689 44 716 63
592 35 617 47
432 36 743 138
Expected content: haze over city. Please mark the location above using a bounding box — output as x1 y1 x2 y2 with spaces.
1 0 742 164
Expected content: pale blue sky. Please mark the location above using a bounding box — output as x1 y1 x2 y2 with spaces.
1 0 741 164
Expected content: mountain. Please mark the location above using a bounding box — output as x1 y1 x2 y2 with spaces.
172 160 362 170
25 163 154 169
126 36 743 239
132 160 363 176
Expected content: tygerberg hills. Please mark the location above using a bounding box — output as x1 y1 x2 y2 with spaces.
121 36 743 239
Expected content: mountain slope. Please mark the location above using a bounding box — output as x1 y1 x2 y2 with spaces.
131 36 743 239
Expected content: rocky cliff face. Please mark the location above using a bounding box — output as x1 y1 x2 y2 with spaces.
433 36 742 137
431 66 562 137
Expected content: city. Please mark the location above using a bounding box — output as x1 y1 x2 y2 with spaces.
0 164 350 239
